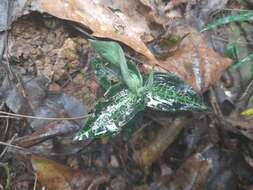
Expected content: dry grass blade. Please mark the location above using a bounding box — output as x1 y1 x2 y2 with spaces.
0 141 31 152
0 163 10 190
0 111 89 120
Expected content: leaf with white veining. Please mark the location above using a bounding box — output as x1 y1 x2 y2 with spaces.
74 88 146 140
146 72 206 112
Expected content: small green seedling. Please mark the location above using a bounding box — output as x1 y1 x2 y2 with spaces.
74 40 206 140
231 53 253 72
201 11 253 73
201 11 253 32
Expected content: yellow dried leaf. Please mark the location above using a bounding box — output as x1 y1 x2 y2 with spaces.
241 108 253 117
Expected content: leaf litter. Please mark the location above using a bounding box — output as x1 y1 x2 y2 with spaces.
0 0 253 190
28 0 232 92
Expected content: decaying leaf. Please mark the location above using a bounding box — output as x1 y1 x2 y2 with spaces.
148 33 189 60
133 116 187 167
28 0 231 92
138 0 181 25
166 153 212 190
158 26 232 92
227 118 253 141
0 73 88 153
0 74 87 129
31 0 156 63
14 121 80 148
31 155 110 190
164 0 188 10
241 108 253 117
142 152 212 190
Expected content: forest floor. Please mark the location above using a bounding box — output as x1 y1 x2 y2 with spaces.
0 0 253 189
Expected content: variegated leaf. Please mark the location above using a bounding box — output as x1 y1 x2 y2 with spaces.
146 72 206 112
74 88 146 140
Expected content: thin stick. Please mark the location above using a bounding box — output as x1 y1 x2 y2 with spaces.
0 111 89 120
0 115 18 119
0 134 17 159
221 8 252 12
235 79 253 113
33 173 38 190
0 141 32 153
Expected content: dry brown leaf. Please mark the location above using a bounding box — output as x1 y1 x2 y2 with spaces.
32 0 156 61
165 153 212 190
29 0 231 92
138 0 171 25
164 0 188 11
132 116 186 167
159 26 232 92
14 121 79 148
31 155 110 190
132 153 211 189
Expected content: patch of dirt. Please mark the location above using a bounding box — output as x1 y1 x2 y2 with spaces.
8 13 97 110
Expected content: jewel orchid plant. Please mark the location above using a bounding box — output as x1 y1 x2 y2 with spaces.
74 40 206 140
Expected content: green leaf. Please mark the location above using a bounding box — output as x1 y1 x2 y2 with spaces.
145 67 154 89
89 39 143 94
227 23 253 79
91 56 143 92
201 11 253 32
146 72 206 112
91 56 121 89
89 39 123 66
74 88 146 140
127 60 143 90
225 42 238 61
121 115 143 142
231 53 253 70
104 82 125 98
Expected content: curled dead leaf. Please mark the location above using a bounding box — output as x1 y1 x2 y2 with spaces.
166 153 212 190
158 26 232 92
14 121 80 148
132 116 186 167
31 155 110 190
32 0 157 63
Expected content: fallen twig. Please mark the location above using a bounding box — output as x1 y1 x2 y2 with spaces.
0 134 17 159
33 173 38 190
0 141 32 153
235 79 253 113
0 111 89 121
